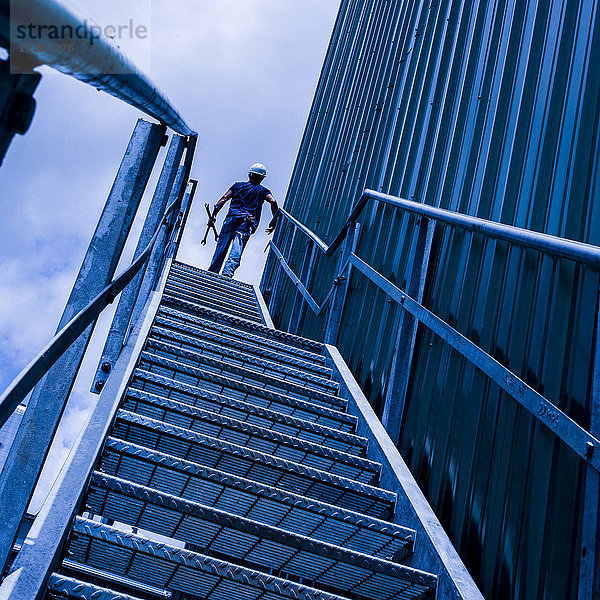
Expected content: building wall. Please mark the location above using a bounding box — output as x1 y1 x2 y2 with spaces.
261 1 600 598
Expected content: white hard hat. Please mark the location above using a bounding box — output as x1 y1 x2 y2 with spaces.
249 163 267 178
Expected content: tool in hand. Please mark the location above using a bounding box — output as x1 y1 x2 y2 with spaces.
201 203 219 245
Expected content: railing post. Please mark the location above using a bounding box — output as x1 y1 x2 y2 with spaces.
381 217 435 444
268 225 296 320
126 166 189 334
0 118 164 575
325 222 359 345
578 284 600 599
172 179 198 260
289 240 316 334
91 134 187 393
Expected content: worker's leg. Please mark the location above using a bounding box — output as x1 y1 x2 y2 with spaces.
222 223 252 278
208 216 236 273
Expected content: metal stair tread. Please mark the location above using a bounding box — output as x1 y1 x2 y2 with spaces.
165 279 259 311
113 409 380 485
146 334 337 392
122 390 371 467
155 309 327 366
123 388 368 455
84 473 435 600
166 276 258 310
166 272 257 303
111 412 391 511
158 304 327 363
164 292 264 325
163 296 324 351
130 369 355 430
172 261 255 292
139 349 343 408
47 574 148 600
164 282 263 322
100 439 401 533
67 518 363 600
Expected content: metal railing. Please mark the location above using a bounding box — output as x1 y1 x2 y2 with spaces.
266 188 600 597
0 1 199 577
3 0 194 136
0 127 196 578
0 190 185 429
269 189 600 468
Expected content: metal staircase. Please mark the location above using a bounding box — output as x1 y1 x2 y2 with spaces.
45 260 441 600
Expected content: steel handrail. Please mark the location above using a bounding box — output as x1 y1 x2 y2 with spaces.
0 197 179 429
270 189 600 471
5 0 195 136
279 189 600 266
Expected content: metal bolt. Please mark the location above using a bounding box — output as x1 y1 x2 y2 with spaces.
95 380 105 391
101 361 112 374
585 442 594 458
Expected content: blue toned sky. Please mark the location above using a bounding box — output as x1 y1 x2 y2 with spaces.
0 0 340 509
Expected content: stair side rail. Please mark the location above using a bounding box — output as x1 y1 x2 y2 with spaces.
0 123 196 577
264 188 600 597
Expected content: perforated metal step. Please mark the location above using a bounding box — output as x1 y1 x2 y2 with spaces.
130 369 357 431
123 388 368 455
138 350 342 409
146 335 337 392
163 296 324 352
86 473 423 595
151 319 332 376
156 308 328 367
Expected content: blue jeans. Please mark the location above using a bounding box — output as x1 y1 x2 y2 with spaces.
208 214 253 277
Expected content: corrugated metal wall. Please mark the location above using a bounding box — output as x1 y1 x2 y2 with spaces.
260 0 600 598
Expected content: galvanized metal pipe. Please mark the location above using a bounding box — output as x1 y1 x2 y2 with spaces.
381 217 435 444
7 0 195 136
279 189 600 267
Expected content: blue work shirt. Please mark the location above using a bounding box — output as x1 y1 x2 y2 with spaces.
227 181 271 229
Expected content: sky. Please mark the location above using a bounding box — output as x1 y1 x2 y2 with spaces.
0 0 340 511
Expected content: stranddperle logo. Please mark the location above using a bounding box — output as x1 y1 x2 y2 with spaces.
15 19 148 46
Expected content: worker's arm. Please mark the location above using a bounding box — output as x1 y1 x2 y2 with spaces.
265 193 279 235
209 188 233 225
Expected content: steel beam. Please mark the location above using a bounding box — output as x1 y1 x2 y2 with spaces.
289 240 316 334
325 343 484 600
91 134 187 393
382 217 435 443
0 118 164 575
